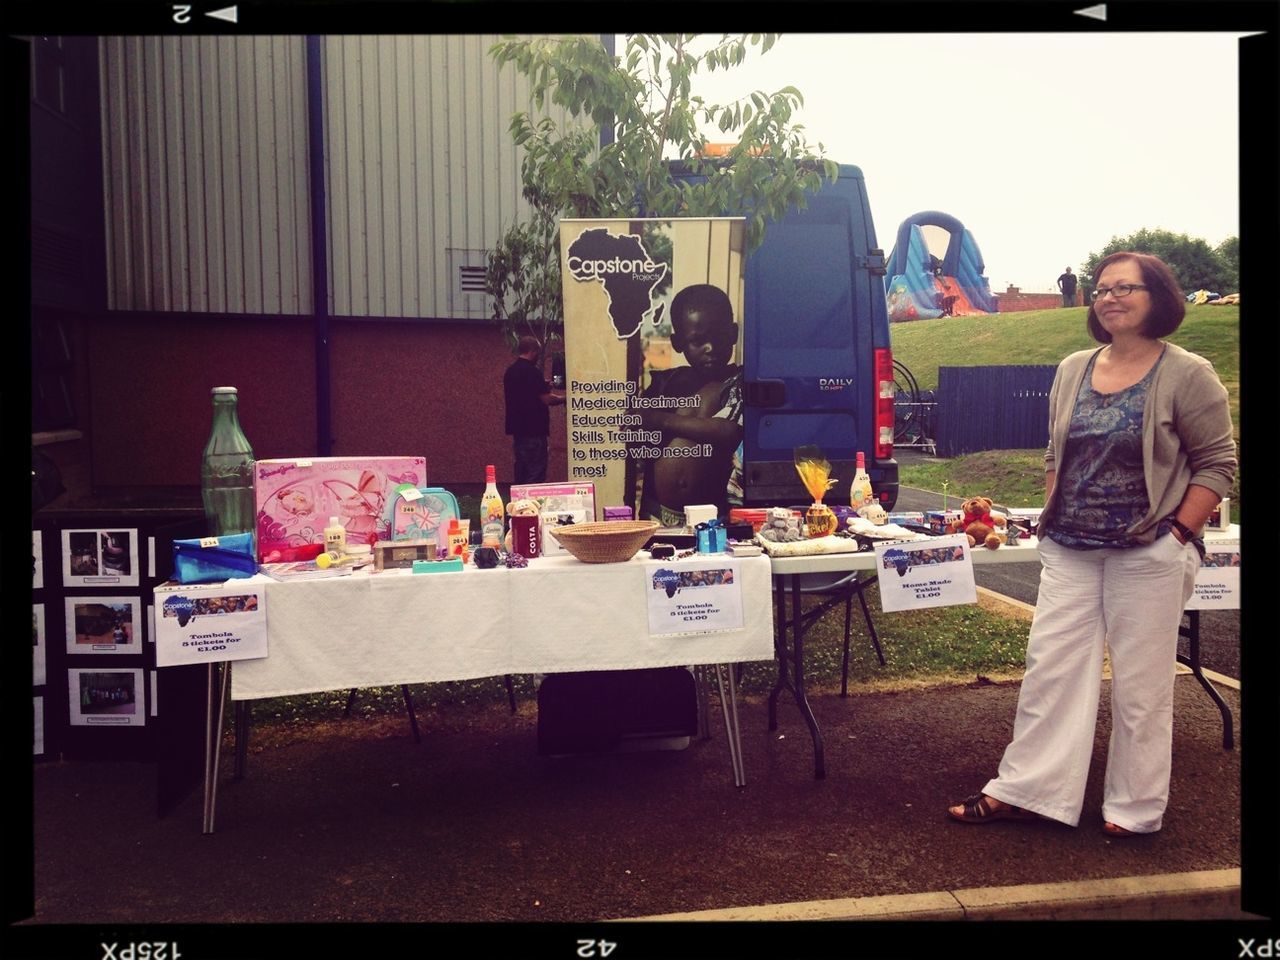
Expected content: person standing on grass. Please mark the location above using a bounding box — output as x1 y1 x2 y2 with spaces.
503 336 565 485
947 251 1235 837
1058 266 1078 307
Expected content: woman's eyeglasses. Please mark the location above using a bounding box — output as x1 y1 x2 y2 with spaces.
1091 283 1149 300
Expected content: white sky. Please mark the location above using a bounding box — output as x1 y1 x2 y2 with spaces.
647 33 1242 292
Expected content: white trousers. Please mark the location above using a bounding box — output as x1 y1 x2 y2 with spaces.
983 532 1200 832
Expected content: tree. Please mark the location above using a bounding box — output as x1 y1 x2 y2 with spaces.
486 34 839 350
1214 236 1239 292
485 182 565 352
1081 228 1239 296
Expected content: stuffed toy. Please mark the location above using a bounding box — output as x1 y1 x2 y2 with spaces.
948 496 1007 550
856 502 888 525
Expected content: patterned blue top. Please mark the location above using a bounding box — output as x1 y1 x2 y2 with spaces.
1045 348 1168 549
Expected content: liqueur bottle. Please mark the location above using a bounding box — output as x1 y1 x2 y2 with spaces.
850 451 874 513
480 465 505 550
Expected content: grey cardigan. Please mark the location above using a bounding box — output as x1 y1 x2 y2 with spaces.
1041 342 1236 543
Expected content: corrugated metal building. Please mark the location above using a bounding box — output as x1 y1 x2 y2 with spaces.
32 34 596 493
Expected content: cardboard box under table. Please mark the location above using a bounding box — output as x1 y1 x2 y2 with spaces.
206 555 775 831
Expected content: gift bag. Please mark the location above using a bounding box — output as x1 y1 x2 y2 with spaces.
173 533 258 584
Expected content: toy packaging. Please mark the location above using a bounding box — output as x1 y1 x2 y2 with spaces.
387 485 460 544
540 506 591 557
925 510 962 536
509 482 596 520
887 511 925 527
1004 508 1042 539
509 483 596 556
254 456 427 560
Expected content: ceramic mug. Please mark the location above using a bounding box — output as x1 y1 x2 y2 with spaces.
510 514 540 558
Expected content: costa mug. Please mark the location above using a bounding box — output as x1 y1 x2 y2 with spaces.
511 514 540 558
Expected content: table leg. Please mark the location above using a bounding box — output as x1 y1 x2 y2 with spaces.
714 663 746 787
202 661 230 835
694 665 712 740
767 576 788 731
1177 610 1234 750
202 664 215 832
857 575 886 667
790 576 825 779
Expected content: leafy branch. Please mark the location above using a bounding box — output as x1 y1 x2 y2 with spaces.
486 33 839 348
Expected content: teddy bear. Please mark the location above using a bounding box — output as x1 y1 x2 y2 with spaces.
948 495 1007 550
856 502 888 525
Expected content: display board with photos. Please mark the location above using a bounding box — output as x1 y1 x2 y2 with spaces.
32 506 211 815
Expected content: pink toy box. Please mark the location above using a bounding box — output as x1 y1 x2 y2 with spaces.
254 456 427 560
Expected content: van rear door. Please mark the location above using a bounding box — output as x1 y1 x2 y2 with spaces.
742 164 898 508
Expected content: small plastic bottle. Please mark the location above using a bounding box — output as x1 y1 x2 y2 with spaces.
850 451 874 512
323 516 347 554
446 518 468 560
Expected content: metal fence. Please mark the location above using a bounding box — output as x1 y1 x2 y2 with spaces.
935 365 1057 457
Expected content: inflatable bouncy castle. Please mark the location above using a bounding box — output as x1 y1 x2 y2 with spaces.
883 211 997 322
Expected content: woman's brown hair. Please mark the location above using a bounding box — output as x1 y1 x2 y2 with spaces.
1086 251 1186 342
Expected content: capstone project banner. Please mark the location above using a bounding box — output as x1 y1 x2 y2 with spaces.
560 218 747 526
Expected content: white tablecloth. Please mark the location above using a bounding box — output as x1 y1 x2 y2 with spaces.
231 553 776 700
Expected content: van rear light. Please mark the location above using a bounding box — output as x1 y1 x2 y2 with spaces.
874 348 895 460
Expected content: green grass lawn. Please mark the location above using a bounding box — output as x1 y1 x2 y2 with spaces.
892 304 1241 518
891 303 1238 402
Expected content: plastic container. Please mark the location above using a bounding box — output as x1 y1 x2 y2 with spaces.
201 387 256 541
324 516 347 554
446 518 468 560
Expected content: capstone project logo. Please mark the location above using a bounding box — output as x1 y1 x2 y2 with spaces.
652 568 683 598
161 595 195 627
566 254 661 278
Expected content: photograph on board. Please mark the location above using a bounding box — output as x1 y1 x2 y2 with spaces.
64 597 142 655
68 669 146 727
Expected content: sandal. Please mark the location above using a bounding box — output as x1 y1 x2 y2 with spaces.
947 793 1040 824
1103 821 1142 838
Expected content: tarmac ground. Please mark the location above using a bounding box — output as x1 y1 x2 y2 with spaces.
15 665 1261 956
15 461 1265 956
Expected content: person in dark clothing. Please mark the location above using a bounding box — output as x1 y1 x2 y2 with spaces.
503 336 564 485
1058 267 1078 307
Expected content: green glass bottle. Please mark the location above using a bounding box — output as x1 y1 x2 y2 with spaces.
200 386 256 541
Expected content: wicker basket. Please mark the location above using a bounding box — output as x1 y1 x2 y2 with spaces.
547 520 659 564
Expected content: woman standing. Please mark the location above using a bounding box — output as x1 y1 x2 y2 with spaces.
947 251 1236 836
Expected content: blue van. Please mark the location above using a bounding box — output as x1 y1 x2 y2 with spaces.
737 164 899 510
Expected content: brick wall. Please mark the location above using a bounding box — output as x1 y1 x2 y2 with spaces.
995 285 1084 312
79 315 567 493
